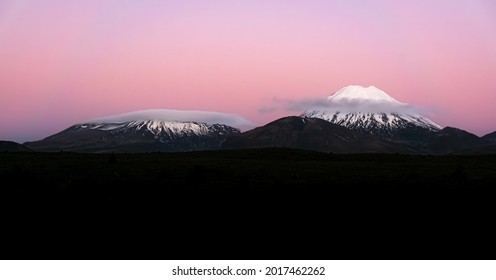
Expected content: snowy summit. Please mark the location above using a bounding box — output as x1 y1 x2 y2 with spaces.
302 85 442 139
328 85 402 104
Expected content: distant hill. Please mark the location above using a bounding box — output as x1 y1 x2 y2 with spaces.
482 131 496 142
0 141 32 152
424 127 489 154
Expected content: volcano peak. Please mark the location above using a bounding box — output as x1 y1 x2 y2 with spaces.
328 85 401 104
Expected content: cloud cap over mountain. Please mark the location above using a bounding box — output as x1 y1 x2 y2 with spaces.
305 85 419 114
87 109 256 130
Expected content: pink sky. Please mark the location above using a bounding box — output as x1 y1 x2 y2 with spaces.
1 0 496 142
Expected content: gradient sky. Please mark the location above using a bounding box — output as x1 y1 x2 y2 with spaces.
1 0 495 142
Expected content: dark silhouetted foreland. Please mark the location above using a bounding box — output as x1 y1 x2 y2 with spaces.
1 149 496 259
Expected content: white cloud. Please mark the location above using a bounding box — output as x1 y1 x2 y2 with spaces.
284 98 330 112
258 106 278 114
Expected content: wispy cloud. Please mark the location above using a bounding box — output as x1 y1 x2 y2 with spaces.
284 98 330 112
258 106 278 114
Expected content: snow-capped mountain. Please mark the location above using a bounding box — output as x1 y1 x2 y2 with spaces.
71 120 237 142
88 109 255 131
302 85 442 139
25 110 247 152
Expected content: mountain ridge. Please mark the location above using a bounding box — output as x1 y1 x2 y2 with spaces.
222 116 493 155
16 117 496 154
14 86 496 154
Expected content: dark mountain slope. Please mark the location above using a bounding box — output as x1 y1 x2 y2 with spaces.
222 116 413 153
482 131 496 142
425 127 488 154
0 141 32 152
